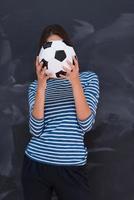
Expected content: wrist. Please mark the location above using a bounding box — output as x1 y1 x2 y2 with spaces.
37 84 46 91
70 77 80 87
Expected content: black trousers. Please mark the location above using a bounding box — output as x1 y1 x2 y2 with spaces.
21 154 92 200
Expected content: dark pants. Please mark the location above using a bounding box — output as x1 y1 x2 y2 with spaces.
21 154 92 200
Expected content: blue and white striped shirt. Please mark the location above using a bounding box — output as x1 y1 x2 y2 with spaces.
25 71 100 166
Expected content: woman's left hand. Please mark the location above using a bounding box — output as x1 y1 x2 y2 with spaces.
60 56 80 83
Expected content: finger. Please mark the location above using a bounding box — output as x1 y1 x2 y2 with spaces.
46 72 53 80
68 65 73 73
59 74 66 79
74 55 78 60
44 69 50 76
36 56 39 66
47 72 53 78
41 65 47 72
37 63 44 76
63 66 71 74
40 66 47 75
37 61 43 72
73 56 78 66
39 60 44 67
70 64 75 71
73 56 79 70
36 66 42 76
71 67 74 72
66 59 73 67
63 62 72 72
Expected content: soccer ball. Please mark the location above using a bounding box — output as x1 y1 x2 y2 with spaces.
38 39 77 78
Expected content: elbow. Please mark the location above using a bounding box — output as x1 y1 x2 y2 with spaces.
78 113 95 133
29 114 44 137
29 124 44 137
84 118 95 132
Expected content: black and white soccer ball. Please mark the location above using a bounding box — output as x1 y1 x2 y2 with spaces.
38 39 77 78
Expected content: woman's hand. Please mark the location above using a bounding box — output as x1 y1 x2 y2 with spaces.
35 56 52 89
59 56 80 84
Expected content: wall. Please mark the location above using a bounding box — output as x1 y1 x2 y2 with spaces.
0 0 134 199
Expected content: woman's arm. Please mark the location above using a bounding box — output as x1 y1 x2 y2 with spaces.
60 56 99 134
71 72 100 133
28 56 52 137
71 78 92 120
28 83 46 137
32 85 46 120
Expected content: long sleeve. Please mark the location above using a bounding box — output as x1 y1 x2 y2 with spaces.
77 72 100 133
28 82 45 137
25 72 99 166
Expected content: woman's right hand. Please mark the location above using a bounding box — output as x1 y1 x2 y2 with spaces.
35 56 52 89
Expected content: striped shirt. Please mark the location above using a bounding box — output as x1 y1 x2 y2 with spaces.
25 71 100 166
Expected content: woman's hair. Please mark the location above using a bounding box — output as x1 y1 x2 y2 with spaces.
36 24 74 56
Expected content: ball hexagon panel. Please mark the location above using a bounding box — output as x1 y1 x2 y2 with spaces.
51 40 65 50
40 47 55 61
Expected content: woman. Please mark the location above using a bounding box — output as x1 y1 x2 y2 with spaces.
21 24 100 200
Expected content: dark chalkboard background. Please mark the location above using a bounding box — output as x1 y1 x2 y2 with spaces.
0 0 134 199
